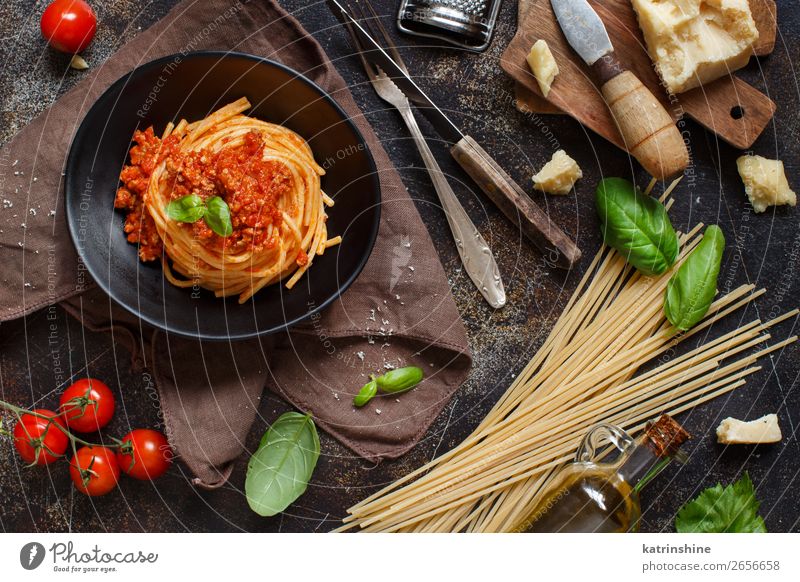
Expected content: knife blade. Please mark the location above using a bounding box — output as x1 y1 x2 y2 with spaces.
549 0 689 180
327 0 582 269
551 0 612 66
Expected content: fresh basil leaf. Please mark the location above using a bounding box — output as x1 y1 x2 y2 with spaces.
664 224 725 331
596 178 679 276
204 196 233 237
675 472 767 533
166 194 205 223
245 412 320 517
376 366 424 394
354 377 378 408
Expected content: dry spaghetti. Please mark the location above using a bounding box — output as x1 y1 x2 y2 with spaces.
338 183 797 533
115 98 339 303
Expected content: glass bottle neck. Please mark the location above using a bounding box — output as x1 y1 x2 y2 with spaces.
617 435 675 495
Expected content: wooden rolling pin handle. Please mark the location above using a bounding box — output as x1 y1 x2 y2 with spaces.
451 136 582 269
592 52 689 181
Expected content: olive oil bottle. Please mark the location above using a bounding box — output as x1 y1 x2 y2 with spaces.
513 415 690 533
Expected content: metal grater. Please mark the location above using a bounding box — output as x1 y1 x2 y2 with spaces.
397 0 503 52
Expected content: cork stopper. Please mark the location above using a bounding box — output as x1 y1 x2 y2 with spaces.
644 415 690 458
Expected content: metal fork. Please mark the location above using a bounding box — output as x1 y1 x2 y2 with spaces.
342 0 506 309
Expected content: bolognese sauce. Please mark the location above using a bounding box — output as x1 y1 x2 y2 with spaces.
115 127 175 261
116 128 294 262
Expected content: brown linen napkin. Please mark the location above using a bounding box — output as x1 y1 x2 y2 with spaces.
0 0 471 487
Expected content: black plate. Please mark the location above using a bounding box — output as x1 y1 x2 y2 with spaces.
65 52 381 340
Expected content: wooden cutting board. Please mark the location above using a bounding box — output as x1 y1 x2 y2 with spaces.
502 0 777 150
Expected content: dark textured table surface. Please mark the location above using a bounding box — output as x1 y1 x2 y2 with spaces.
1 0 798 533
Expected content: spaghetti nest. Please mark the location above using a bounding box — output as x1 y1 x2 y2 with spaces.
115 97 340 303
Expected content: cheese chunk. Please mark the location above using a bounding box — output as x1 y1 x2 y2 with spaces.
717 414 782 444
631 0 759 94
736 155 797 213
526 40 559 97
532 150 582 195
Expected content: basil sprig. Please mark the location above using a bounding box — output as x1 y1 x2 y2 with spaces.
664 225 725 331
165 194 233 237
245 412 320 517
676 472 766 533
596 178 679 276
352 366 425 408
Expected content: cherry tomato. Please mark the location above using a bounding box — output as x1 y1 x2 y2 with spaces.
59 378 115 433
69 446 120 496
40 0 97 54
117 429 173 480
13 409 69 465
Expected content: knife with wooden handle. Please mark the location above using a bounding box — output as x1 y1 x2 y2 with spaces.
450 136 581 267
550 0 689 181
327 0 582 269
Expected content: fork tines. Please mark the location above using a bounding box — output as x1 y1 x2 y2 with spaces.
340 0 411 77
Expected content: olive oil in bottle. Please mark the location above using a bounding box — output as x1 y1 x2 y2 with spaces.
513 415 690 533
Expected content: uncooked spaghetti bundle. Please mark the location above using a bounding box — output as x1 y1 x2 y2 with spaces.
338 183 797 533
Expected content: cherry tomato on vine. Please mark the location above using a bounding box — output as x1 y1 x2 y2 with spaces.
69 446 120 496
117 429 173 480
40 0 97 54
59 378 115 433
13 409 69 465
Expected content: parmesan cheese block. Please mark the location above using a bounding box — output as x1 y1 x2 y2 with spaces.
526 40 559 98
736 155 797 213
717 414 782 444
532 150 582 195
631 0 759 94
